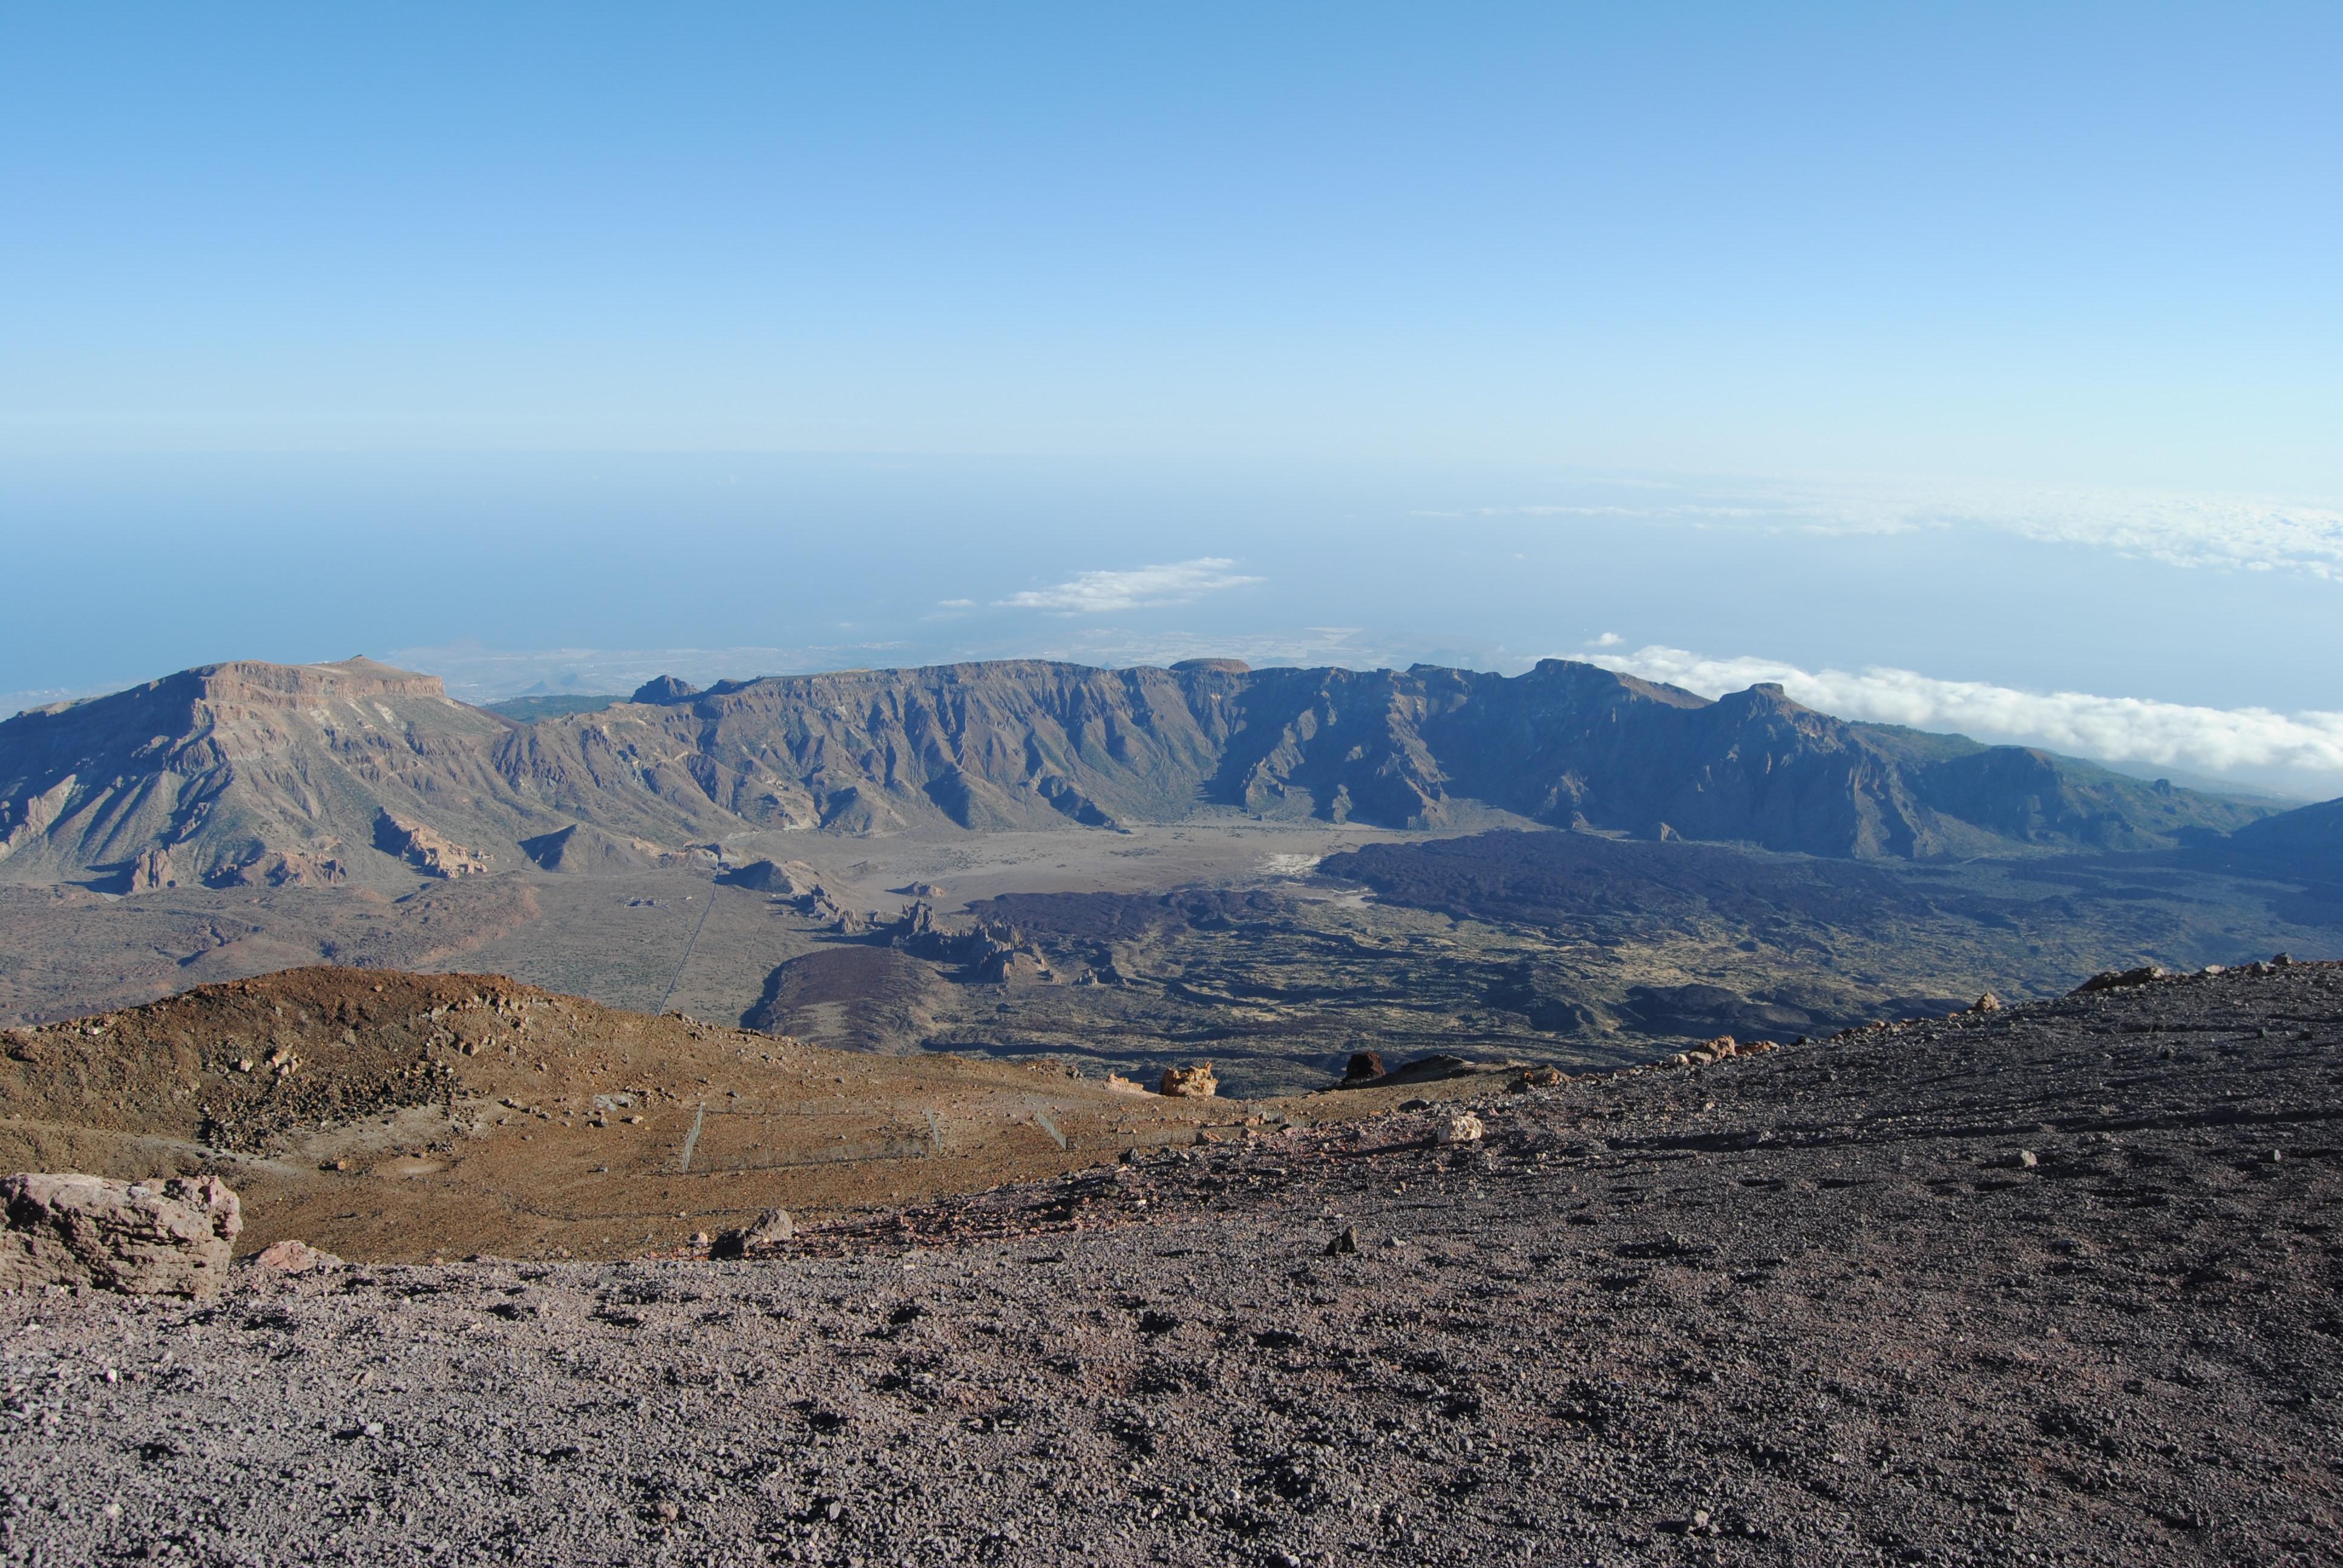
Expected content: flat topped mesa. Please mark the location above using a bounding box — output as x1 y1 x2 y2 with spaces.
0 655 505 893
194 655 454 701
18 656 453 720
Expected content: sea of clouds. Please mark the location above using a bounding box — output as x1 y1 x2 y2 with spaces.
1582 642 2343 797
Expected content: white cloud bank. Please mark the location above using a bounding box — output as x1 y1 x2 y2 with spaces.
1582 644 2343 790
999 557 1262 613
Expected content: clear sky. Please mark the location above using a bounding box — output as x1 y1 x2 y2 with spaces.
2 5 2339 794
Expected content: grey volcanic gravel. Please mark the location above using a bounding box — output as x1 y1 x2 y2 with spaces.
6 963 2343 1565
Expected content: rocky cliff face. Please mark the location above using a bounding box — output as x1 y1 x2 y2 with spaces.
592 660 1965 849
0 654 2284 888
497 660 1217 835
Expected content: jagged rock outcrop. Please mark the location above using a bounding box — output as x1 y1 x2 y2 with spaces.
124 847 176 894
1158 1062 1218 1097
214 849 347 888
881 901 1053 980
0 1172 241 1298
374 811 491 878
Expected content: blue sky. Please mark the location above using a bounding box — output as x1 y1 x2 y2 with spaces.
2 5 2339 793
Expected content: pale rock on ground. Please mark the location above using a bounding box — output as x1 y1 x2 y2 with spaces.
0 1172 240 1299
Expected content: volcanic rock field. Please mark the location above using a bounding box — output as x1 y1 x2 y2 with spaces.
5 961 2340 1566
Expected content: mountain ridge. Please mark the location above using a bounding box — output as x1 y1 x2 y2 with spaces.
0 653 2293 890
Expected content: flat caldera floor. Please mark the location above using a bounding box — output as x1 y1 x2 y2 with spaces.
5 814 2336 1102
0 817 1416 1024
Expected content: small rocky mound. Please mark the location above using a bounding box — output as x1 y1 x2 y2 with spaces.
0 969 531 1152
716 857 824 896
739 946 949 1051
517 823 654 874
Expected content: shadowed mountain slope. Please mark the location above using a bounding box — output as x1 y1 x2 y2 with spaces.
0 655 2282 889
2227 794 2343 865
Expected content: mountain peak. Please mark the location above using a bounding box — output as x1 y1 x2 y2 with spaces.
631 675 702 704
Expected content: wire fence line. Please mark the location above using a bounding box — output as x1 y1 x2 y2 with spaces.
655 880 719 1017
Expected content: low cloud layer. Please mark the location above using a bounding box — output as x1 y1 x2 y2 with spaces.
1 682 118 719
388 642 912 703
1826 485 2343 580
998 558 1262 614
1024 625 1426 672
1435 480 2343 580
1582 644 2343 792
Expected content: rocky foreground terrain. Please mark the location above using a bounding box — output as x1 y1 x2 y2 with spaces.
0 965 1316 1264
4 961 2341 1564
